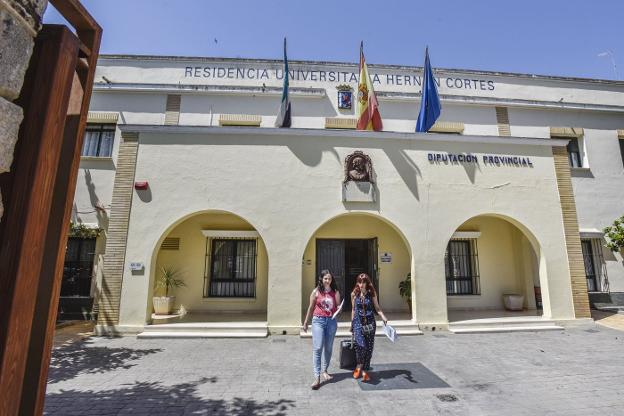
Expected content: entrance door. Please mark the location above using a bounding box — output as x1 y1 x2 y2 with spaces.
316 238 378 313
316 239 346 303
367 237 379 295
345 239 369 311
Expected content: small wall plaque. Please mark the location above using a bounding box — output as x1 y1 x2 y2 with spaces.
130 262 144 271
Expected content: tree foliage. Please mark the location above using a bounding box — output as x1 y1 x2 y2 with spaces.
603 215 624 252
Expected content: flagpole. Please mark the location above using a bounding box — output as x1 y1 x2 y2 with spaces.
360 41 364 69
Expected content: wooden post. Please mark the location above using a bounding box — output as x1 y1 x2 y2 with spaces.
0 26 79 416
0 1 101 414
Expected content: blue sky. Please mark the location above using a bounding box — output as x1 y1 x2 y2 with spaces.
43 0 623 80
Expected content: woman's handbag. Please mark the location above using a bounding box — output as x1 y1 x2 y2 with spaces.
359 295 375 334
339 335 356 370
360 319 375 334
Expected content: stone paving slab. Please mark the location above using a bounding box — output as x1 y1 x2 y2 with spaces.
592 310 624 332
45 325 624 415
356 362 450 391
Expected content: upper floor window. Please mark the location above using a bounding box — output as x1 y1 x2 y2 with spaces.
566 137 582 168
82 124 115 158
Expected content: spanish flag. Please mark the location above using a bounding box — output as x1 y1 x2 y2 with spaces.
356 42 382 131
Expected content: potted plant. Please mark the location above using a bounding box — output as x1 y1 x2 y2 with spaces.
398 273 412 314
153 266 185 315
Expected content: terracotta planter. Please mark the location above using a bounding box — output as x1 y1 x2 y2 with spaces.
153 296 176 315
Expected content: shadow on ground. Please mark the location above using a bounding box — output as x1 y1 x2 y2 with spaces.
48 339 162 384
45 378 295 416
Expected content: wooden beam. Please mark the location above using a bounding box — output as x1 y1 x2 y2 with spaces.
0 25 79 416
49 0 102 34
23 13 101 414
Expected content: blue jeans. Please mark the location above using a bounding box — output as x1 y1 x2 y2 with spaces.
311 316 337 377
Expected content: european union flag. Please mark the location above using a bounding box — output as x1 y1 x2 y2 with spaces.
416 47 441 133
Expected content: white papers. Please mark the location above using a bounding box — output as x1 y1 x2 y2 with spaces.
383 323 397 343
331 299 344 320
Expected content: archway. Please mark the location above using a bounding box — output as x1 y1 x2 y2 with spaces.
444 214 545 322
301 213 412 322
148 210 268 324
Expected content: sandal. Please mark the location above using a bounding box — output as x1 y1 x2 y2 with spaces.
311 377 321 390
361 371 370 382
353 367 361 379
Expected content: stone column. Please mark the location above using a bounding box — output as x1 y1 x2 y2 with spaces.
552 146 591 318
97 132 140 331
0 0 49 221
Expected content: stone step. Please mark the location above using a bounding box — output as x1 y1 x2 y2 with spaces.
300 320 422 338
137 321 268 338
594 303 624 312
137 330 268 339
449 316 559 328
448 317 564 334
449 325 564 334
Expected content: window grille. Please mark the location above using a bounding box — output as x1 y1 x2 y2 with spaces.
61 237 96 297
445 239 480 295
566 137 582 167
581 238 608 292
204 238 257 298
82 124 115 157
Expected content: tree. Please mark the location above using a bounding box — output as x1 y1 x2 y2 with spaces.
603 215 624 252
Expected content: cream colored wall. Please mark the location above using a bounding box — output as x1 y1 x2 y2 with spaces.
115 130 576 333
447 217 538 310
301 214 411 315
154 212 268 314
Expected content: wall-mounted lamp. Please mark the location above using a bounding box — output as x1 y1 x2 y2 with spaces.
134 181 149 190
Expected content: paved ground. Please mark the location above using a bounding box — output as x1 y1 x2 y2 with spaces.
45 322 624 416
592 310 624 332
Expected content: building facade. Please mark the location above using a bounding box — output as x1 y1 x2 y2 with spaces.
67 55 624 335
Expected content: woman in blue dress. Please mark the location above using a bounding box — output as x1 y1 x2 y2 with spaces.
350 273 388 382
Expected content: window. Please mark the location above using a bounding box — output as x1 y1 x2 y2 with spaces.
445 239 480 295
581 239 608 292
566 137 582 168
619 139 624 168
205 239 257 298
82 124 115 157
61 237 96 297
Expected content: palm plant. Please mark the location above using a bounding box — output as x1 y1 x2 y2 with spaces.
398 273 412 312
156 267 185 297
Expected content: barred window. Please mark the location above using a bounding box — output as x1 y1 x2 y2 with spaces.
581 238 608 292
82 124 115 157
61 237 96 297
566 137 582 168
204 239 257 298
445 239 480 295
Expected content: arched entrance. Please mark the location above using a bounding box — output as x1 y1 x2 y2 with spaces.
143 210 269 335
444 214 550 326
301 213 412 323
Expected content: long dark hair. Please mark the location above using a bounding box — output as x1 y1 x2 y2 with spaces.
316 269 337 292
352 273 377 297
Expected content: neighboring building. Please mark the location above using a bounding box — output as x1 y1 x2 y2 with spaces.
66 54 624 335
